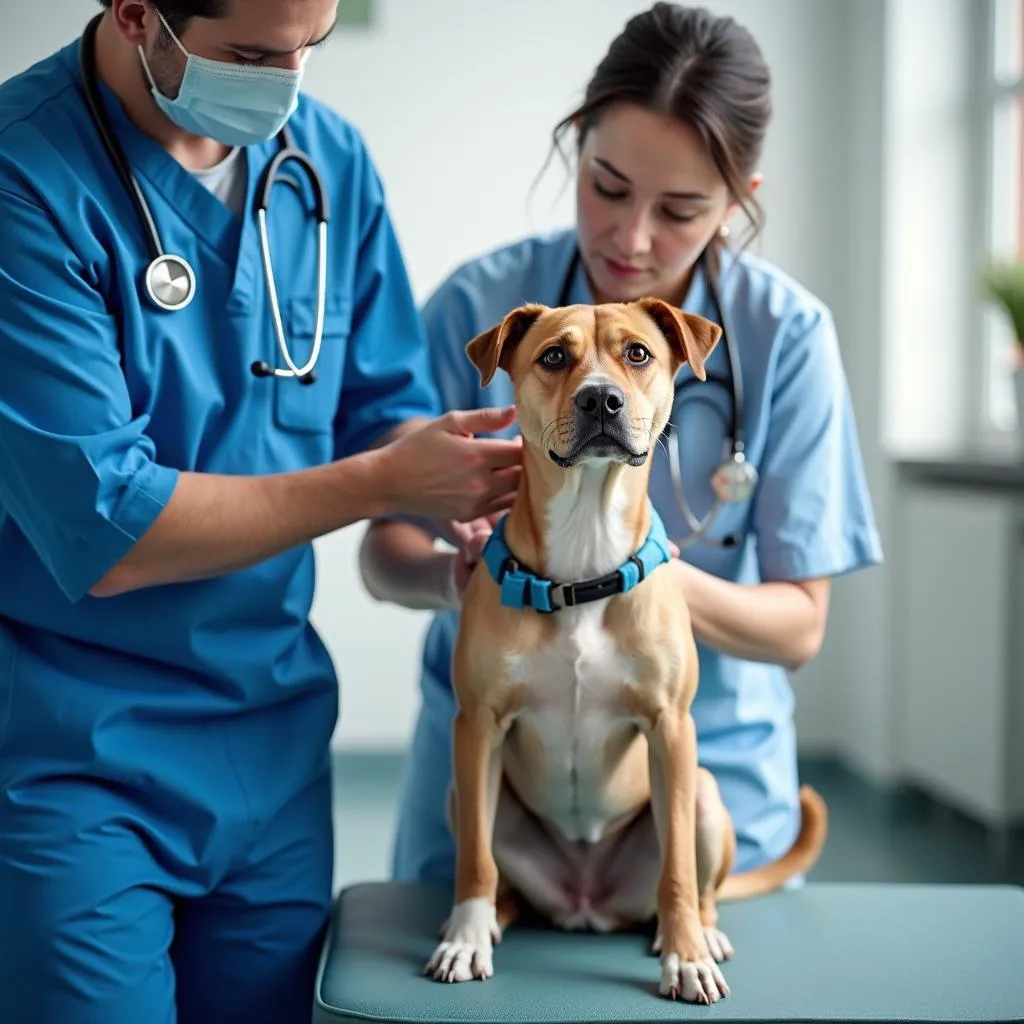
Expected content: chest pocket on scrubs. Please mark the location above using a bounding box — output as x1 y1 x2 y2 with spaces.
273 293 351 434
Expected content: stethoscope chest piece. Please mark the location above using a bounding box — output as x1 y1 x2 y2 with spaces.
145 253 196 312
711 452 759 503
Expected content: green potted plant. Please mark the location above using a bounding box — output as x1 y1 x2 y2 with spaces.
983 260 1024 436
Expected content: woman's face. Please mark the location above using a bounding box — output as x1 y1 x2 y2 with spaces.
575 102 753 306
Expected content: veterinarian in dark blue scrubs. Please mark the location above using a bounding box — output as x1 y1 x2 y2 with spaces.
0 2 520 1021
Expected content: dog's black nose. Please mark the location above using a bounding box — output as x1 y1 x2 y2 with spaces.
575 383 625 420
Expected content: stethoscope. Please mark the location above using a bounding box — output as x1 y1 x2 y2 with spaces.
78 14 329 385
559 246 759 548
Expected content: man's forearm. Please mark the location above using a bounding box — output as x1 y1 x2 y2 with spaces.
90 449 389 597
87 405 524 598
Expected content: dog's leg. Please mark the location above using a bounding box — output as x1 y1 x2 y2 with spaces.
440 782 521 942
425 702 505 983
650 768 735 961
494 878 520 935
591 770 734 963
647 711 730 1003
694 767 735 962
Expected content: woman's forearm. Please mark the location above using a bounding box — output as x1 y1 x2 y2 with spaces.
676 561 830 670
359 520 461 611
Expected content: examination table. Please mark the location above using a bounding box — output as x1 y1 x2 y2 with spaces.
312 880 1024 1023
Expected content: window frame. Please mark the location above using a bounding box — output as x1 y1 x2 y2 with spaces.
976 0 1024 446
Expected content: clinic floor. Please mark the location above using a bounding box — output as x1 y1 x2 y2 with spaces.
329 753 1024 893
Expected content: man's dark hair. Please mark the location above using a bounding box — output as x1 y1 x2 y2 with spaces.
96 0 228 37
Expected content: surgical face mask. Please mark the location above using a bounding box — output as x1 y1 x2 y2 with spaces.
139 9 304 147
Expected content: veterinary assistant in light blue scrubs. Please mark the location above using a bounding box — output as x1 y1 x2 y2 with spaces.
361 3 884 886
0 2 520 1022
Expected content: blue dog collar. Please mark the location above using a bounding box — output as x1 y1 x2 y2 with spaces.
481 504 673 614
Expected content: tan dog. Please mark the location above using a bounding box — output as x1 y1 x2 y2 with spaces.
425 299 827 1003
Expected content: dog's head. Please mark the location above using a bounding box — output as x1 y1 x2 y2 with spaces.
466 299 722 469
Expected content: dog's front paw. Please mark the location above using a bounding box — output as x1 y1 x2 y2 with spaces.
425 898 499 983
659 949 730 1004
651 926 733 963
703 926 733 962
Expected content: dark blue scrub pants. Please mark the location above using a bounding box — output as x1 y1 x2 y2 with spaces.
0 738 334 1023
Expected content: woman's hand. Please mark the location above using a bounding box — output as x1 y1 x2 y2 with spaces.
448 515 500 599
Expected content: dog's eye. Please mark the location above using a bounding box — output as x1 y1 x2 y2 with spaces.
626 343 651 365
539 347 567 369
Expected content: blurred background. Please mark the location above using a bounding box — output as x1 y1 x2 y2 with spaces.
3 0 1023 892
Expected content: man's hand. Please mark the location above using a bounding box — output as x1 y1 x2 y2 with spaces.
372 407 522 523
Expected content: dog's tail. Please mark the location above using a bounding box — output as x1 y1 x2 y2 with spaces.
716 785 828 902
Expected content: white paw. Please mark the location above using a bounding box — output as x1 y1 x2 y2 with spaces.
659 951 730 1004
703 926 734 962
651 927 733 963
425 898 499 983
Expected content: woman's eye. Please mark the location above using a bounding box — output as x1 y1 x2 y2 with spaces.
626 343 651 365
593 180 628 201
663 208 699 224
540 347 567 369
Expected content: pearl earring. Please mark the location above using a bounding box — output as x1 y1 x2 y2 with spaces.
719 224 730 238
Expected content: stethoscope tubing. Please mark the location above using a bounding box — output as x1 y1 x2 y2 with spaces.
77 13 330 384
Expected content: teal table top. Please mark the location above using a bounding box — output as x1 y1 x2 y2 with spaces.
314 881 1024 1023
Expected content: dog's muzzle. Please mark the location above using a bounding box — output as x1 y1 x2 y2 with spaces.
549 382 648 468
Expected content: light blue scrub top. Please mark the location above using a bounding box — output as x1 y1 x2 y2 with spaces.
0 41 439 818
391 228 884 883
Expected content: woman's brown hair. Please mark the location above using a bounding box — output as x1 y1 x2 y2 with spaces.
552 3 772 258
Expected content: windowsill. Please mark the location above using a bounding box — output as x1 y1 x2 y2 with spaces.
896 444 1024 491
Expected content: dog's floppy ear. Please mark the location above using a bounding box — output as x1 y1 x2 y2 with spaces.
465 303 547 387
636 297 722 382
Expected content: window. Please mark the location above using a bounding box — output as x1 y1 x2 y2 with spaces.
984 0 1024 432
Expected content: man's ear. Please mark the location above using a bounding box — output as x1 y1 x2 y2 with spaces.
635 297 722 381
465 304 547 387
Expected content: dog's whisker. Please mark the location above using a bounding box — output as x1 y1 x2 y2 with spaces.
626 416 662 451
542 415 570 444
542 414 576 456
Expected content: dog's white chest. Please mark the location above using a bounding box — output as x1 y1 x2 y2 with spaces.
501 467 649 843
506 607 640 842
509 608 636 707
